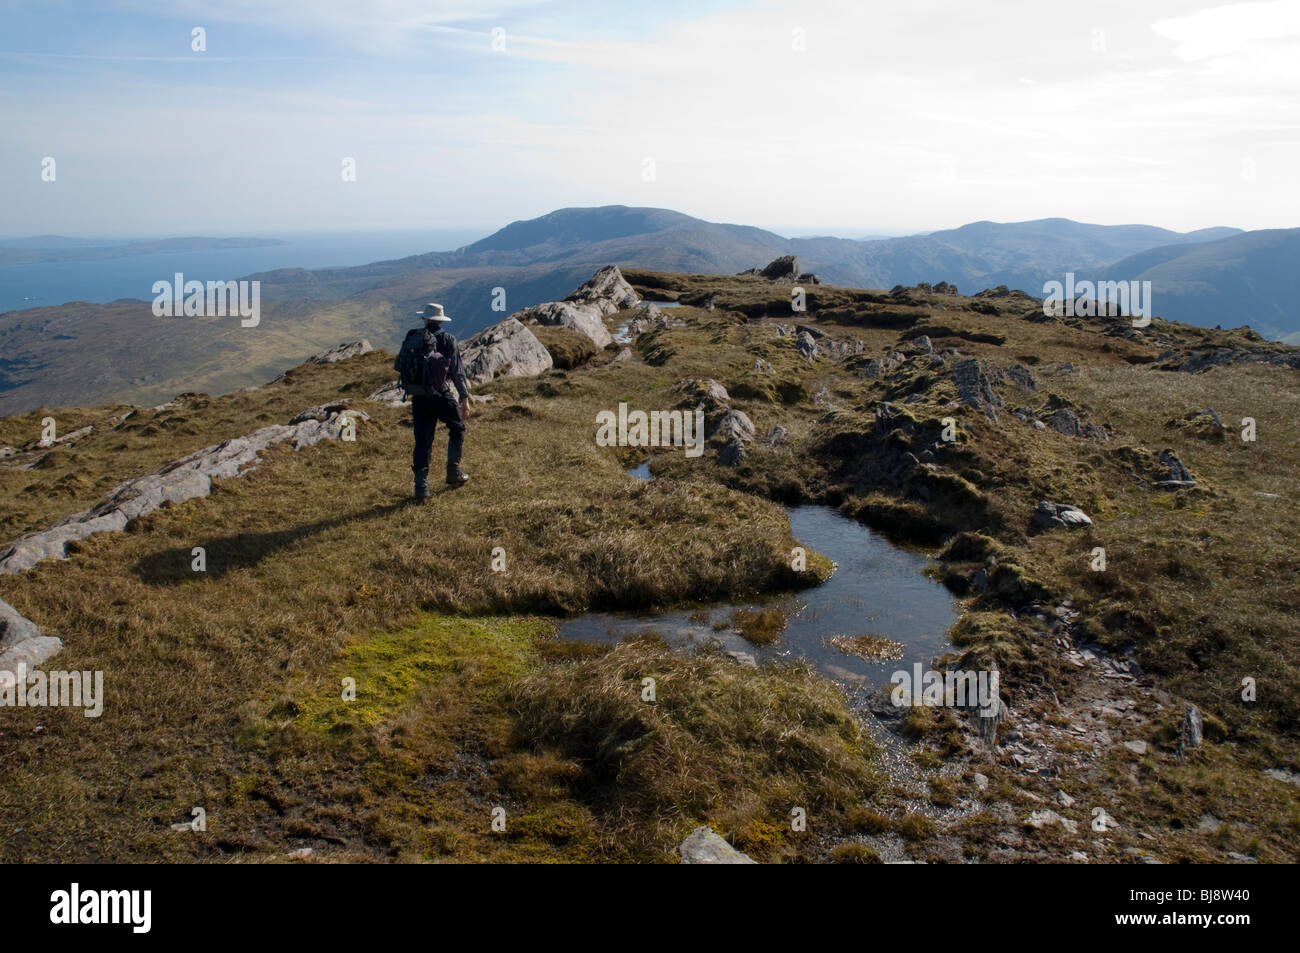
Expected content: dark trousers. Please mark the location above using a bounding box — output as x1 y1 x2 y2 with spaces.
412 392 464 472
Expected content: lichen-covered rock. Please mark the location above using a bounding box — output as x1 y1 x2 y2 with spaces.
460 318 553 385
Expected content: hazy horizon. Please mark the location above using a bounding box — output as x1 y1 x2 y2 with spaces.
0 210 1256 244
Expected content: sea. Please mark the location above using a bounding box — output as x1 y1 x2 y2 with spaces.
0 229 489 315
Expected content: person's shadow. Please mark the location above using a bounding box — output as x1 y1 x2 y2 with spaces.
133 499 413 584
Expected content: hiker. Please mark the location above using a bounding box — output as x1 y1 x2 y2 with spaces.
394 303 470 499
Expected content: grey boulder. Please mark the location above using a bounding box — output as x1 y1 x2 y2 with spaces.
460 318 554 385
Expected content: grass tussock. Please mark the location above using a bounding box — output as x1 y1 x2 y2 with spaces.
506 640 879 860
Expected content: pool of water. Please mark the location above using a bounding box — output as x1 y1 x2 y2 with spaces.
612 301 685 344
556 465 960 694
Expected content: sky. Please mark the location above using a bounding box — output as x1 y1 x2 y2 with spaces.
1 0 1298 237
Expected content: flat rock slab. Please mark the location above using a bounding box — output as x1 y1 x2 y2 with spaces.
0 403 367 670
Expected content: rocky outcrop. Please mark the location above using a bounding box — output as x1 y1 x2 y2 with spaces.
952 359 1003 422
268 341 373 384
761 255 799 281
0 398 369 671
564 265 640 315
678 826 756 864
0 406 369 577
1046 407 1083 436
516 300 613 349
307 340 373 364
1161 347 1300 374
475 266 639 374
796 330 818 362
738 255 821 286
460 318 554 385
1008 364 1037 391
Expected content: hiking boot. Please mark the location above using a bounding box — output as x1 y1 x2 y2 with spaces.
446 463 469 487
413 467 431 501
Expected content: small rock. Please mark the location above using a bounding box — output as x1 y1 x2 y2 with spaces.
1008 364 1037 390
717 439 747 467
1026 809 1062 829
1122 740 1148 755
708 410 756 444
679 826 756 864
1032 500 1092 530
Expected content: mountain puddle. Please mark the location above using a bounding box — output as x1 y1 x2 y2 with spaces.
557 464 960 699
612 300 684 344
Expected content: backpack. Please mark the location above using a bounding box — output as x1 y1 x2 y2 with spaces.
394 328 451 397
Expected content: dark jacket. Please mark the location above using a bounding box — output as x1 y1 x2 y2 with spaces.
432 329 470 401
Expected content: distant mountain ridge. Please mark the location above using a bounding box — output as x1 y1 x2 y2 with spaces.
1 206 1293 415
243 207 1247 317
1102 228 1300 344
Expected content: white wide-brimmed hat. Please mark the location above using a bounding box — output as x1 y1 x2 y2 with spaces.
416 302 451 322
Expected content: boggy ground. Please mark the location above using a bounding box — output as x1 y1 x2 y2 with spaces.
0 270 1296 863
